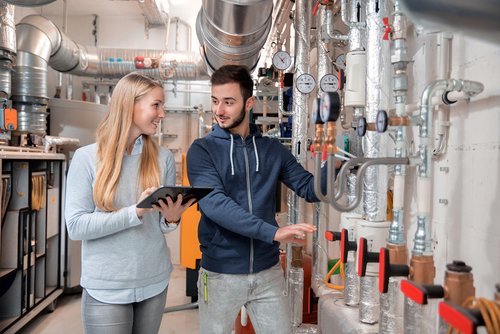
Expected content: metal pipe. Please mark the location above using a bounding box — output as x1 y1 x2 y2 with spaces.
287 0 311 328
195 0 273 73
413 78 484 256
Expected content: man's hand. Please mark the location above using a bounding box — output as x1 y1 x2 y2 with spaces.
273 223 317 245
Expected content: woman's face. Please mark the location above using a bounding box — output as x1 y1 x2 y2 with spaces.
131 86 165 137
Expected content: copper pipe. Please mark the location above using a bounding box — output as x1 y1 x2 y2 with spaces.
387 243 408 266
313 124 324 153
291 244 303 268
444 261 475 306
389 116 411 126
410 255 435 285
325 122 336 154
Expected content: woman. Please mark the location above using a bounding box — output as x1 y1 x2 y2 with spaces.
65 72 194 334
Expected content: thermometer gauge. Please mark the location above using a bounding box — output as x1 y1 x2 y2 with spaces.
296 73 316 94
320 74 339 92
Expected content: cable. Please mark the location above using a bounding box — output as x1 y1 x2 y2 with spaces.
447 297 500 334
323 258 345 291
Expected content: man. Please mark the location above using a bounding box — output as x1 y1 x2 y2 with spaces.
187 65 324 334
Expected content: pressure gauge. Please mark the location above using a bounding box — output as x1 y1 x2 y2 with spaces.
272 50 292 70
335 53 346 70
312 97 323 124
320 91 341 123
296 73 316 94
319 74 339 92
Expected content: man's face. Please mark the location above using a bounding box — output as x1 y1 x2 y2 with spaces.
211 82 252 135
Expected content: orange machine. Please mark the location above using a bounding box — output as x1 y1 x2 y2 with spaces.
180 153 202 270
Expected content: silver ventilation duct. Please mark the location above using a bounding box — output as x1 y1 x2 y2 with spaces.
195 0 274 73
12 15 208 134
399 0 500 45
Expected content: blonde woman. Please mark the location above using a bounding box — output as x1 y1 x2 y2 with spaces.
65 72 194 334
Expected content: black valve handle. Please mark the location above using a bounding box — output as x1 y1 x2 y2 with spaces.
325 230 341 242
400 279 445 305
357 237 380 277
379 247 410 293
340 228 357 264
439 301 484 334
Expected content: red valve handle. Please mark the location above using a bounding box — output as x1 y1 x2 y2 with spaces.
379 248 410 293
325 230 341 242
340 228 357 264
357 237 380 277
439 301 484 334
400 280 444 304
382 17 392 40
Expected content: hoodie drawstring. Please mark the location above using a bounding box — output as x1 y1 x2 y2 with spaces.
230 134 235 175
252 136 259 172
230 135 260 175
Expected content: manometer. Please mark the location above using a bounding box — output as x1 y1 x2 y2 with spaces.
296 73 316 94
312 97 323 124
319 74 339 92
319 91 341 123
272 50 292 70
335 53 346 70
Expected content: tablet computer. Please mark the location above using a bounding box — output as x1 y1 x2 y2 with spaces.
136 186 214 208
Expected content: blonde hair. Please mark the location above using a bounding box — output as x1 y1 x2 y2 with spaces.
93 72 163 211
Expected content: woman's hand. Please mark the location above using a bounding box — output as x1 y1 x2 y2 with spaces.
153 194 196 224
136 187 157 218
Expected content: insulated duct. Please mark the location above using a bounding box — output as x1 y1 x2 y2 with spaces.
12 15 208 134
0 2 15 97
195 0 273 73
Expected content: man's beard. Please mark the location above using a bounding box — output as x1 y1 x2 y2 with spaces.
219 105 246 130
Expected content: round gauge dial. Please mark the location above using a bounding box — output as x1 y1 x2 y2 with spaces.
272 50 292 70
312 97 323 124
320 91 341 123
335 53 346 70
320 74 339 92
296 73 316 94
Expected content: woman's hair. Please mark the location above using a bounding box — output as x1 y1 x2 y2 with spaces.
93 72 163 211
210 65 254 101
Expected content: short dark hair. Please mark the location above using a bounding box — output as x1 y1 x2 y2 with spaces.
210 65 254 101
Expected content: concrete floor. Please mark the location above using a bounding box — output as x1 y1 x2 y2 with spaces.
17 265 199 334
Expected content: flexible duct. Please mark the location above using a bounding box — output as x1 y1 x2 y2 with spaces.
195 0 273 73
11 14 208 134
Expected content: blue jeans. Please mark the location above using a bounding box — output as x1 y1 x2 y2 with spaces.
198 263 291 334
81 288 167 334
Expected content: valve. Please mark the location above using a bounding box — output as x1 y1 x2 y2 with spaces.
379 247 410 293
438 301 485 334
400 279 444 305
357 237 379 277
325 230 341 242
1 100 17 131
356 117 367 137
340 228 357 264
376 110 388 133
382 17 392 40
